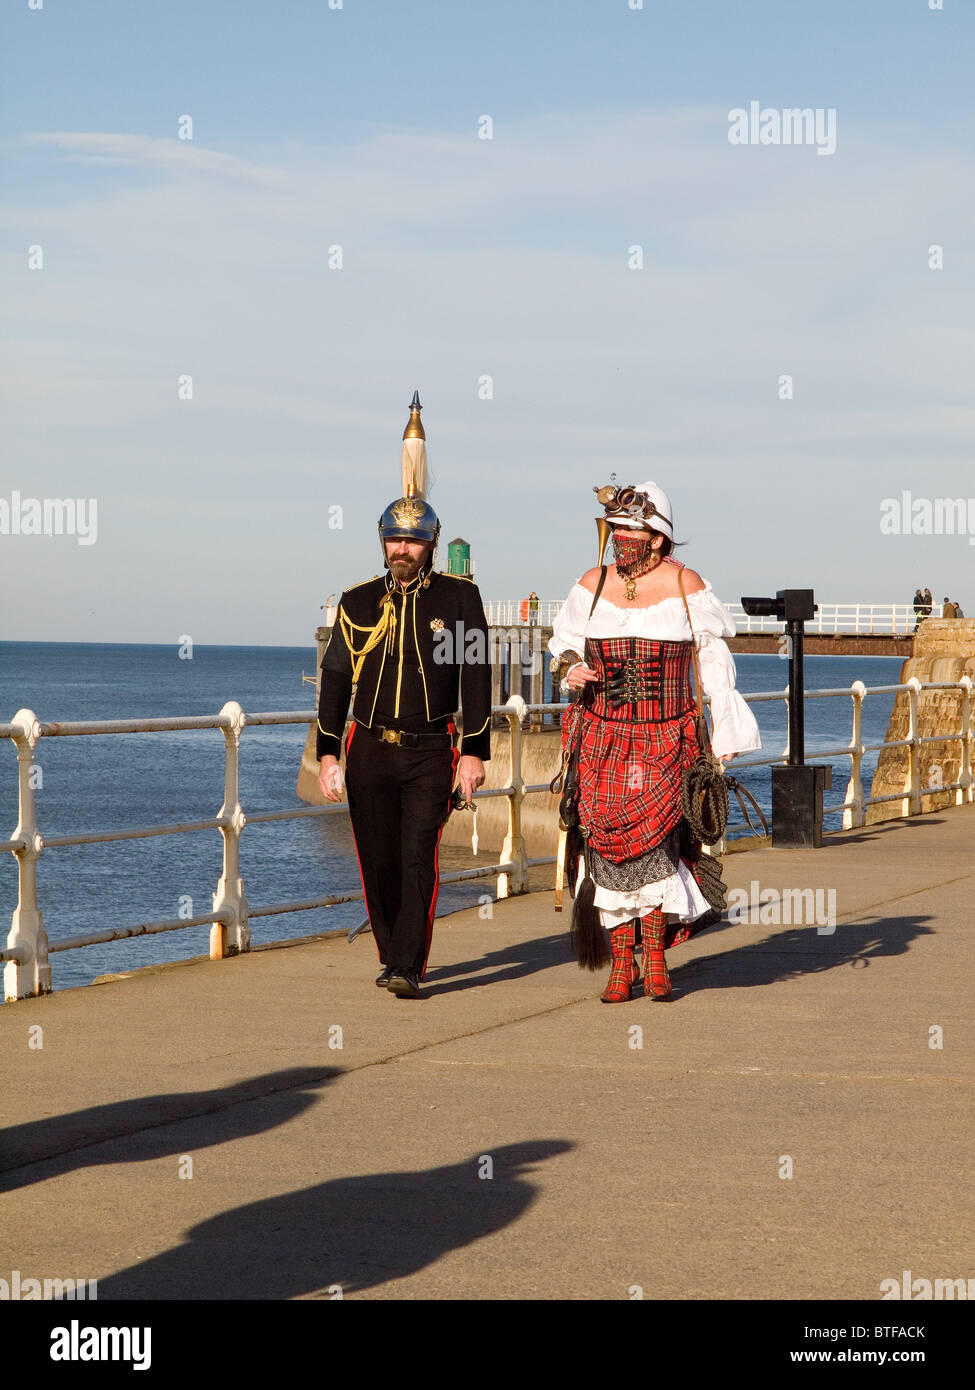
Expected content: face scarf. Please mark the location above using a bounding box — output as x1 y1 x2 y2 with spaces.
611 529 654 574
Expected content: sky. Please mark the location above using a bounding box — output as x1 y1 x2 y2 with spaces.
2 0 973 645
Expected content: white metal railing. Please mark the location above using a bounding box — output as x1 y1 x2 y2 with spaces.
724 678 974 837
1 698 553 1002
725 602 933 635
484 600 563 627
484 600 937 635
4 680 973 1000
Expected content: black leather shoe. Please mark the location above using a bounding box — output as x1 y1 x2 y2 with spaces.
386 970 421 999
375 966 394 987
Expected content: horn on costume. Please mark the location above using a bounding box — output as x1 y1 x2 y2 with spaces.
596 516 612 567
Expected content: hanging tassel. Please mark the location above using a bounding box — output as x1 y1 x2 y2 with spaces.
564 823 581 896
569 830 610 970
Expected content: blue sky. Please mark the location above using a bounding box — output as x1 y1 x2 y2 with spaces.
2 0 974 643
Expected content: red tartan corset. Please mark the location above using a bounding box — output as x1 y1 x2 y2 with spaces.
582 637 695 723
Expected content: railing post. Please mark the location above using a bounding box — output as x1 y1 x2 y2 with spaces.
211 701 250 957
843 681 866 829
905 677 922 817
4 709 52 1001
498 695 529 898
959 676 973 805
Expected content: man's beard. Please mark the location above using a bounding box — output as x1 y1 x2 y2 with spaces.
389 554 423 581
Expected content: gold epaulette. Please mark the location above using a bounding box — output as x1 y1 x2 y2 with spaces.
343 575 380 594
438 570 474 582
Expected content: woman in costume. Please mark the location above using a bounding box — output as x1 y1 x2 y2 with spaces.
550 481 761 1002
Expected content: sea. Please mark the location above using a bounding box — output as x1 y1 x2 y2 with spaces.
0 641 905 993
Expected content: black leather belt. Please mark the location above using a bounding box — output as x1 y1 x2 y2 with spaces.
362 721 454 750
603 655 663 708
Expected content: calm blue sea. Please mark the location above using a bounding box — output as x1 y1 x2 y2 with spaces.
0 642 904 993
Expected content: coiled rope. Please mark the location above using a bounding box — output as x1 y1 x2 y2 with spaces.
681 751 769 846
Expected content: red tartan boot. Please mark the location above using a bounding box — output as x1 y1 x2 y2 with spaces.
642 908 672 1001
600 921 641 1003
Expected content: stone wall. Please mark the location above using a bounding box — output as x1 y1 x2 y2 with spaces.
866 620 975 823
728 634 912 657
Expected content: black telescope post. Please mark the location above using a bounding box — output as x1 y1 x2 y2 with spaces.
740 589 830 848
786 597 805 768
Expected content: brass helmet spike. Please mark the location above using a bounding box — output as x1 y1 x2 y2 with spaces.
402 390 425 442
401 390 427 500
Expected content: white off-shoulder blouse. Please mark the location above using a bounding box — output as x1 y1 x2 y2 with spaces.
549 579 761 761
548 578 761 925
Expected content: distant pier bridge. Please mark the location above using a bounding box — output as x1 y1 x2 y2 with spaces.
483 600 921 659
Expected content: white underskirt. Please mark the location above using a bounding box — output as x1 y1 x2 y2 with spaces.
576 857 711 930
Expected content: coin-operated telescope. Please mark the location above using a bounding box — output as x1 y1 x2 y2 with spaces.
740 589 830 848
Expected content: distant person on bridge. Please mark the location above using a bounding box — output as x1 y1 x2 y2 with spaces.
550 481 760 1003
922 588 933 618
316 494 490 999
529 592 540 625
942 597 957 618
912 589 925 632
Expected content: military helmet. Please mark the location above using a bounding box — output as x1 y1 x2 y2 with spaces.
378 495 441 546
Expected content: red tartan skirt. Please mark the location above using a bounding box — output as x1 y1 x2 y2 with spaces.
561 702 699 862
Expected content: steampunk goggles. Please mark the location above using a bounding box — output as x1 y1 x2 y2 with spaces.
593 484 671 532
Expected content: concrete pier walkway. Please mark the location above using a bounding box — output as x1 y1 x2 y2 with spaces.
3 807 974 1301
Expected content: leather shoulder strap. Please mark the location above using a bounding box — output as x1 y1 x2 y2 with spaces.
588 566 608 619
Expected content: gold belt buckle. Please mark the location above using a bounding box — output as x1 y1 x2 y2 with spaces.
381 726 402 745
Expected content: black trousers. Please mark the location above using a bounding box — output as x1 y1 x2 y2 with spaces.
345 723 458 977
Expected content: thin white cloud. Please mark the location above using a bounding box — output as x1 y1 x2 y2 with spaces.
26 132 291 189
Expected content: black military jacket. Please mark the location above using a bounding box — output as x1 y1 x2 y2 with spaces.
317 569 492 761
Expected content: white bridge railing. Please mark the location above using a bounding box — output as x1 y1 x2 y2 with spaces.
484 600 931 635
4 679 973 1001
484 601 563 627
725 603 932 636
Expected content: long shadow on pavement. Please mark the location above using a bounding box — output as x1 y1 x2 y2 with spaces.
97 1138 574 1299
0 1067 339 1193
422 931 572 996
670 912 934 997
423 911 935 1001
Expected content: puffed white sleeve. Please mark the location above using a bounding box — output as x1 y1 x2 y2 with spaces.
548 584 589 665
687 588 761 759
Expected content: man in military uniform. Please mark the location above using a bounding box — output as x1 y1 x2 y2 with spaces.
317 494 491 998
